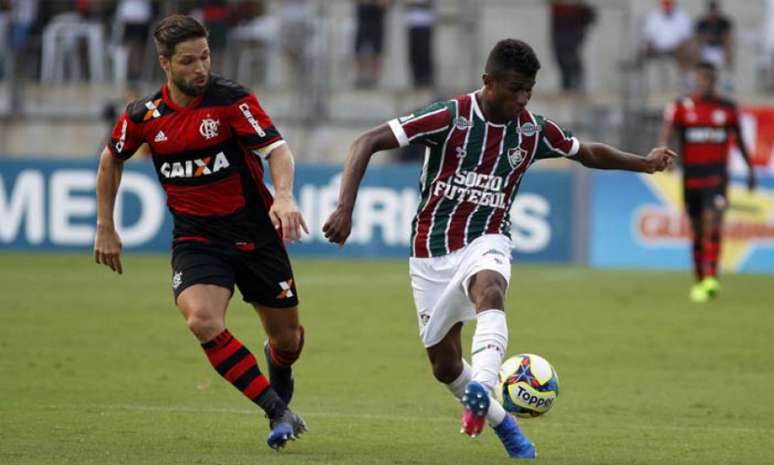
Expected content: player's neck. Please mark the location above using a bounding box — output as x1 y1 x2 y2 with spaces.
696 91 716 100
476 91 510 125
166 81 198 108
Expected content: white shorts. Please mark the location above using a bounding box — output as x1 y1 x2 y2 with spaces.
409 234 513 348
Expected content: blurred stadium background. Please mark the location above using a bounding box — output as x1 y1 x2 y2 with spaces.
1 0 773 271
2 2 774 465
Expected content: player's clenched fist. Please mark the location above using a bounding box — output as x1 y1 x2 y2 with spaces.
322 206 353 246
644 147 677 173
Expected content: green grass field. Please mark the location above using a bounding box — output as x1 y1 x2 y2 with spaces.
1 253 773 465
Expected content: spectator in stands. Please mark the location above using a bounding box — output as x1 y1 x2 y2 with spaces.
641 0 695 90
6 0 39 79
354 0 390 88
695 1 733 71
199 0 229 74
549 0 596 94
230 0 267 25
7 0 38 52
115 0 153 82
405 0 435 89
279 0 313 82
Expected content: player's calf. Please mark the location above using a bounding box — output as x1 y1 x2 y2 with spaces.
264 325 305 404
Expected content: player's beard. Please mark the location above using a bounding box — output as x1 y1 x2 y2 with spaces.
174 73 210 98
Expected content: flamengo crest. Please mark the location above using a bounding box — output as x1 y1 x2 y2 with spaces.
199 118 220 139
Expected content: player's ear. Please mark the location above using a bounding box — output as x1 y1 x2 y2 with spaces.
159 55 170 73
482 73 494 90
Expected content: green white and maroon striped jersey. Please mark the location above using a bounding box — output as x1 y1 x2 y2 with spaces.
388 91 579 258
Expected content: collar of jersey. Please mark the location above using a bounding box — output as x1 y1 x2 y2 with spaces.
162 83 205 112
691 92 720 103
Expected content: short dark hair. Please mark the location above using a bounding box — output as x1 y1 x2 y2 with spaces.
153 15 208 58
485 39 541 78
696 60 717 73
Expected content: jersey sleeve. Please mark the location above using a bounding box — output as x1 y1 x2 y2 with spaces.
387 101 453 148
727 103 740 127
230 93 285 159
663 100 683 127
534 119 580 160
108 112 144 160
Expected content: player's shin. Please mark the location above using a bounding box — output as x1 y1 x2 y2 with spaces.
471 309 509 427
264 325 305 405
445 359 472 400
201 329 286 419
471 309 508 392
692 237 704 282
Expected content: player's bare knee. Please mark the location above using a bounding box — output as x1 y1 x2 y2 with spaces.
271 326 301 353
185 311 223 342
431 357 463 384
475 284 506 310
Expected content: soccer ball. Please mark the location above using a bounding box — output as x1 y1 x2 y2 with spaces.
496 353 559 417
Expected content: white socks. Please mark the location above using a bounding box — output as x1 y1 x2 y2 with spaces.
442 309 509 428
471 309 508 393
446 359 472 400
471 309 508 426
445 357 505 426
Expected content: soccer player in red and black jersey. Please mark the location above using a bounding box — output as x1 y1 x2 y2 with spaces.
660 60 757 302
94 15 308 450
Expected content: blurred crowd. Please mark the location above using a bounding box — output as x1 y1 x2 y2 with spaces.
1 0 774 97
0 0 438 90
638 0 735 94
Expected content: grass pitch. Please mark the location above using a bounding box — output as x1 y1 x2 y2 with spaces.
1 253 772 465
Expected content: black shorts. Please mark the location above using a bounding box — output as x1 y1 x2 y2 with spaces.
171 241 299 308
355 5 385 55
684 187 727 218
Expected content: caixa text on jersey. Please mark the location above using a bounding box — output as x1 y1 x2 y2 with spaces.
158 152 230 179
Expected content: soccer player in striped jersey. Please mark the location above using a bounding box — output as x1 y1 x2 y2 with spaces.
323 38 675 459
659 61 757 303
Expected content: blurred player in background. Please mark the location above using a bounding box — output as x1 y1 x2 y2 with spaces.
324 38 675 459
94 14 308 450
659 61 757 303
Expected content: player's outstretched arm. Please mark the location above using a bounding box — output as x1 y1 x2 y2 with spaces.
266 143 309 242
322 124 400 245
94 147 125 274
572 142 676 174
657 117 673 150
731 121 757 192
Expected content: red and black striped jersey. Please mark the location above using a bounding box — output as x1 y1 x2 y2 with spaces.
108 75 284 247
664 93 740 190
388 91 579 258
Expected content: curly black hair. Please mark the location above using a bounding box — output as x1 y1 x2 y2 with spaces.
485 39 541 78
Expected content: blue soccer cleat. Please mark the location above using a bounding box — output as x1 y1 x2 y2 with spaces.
493 414 537 459
461 381 490 437
267 409 308 450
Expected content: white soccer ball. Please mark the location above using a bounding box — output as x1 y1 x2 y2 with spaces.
496 353 559 417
